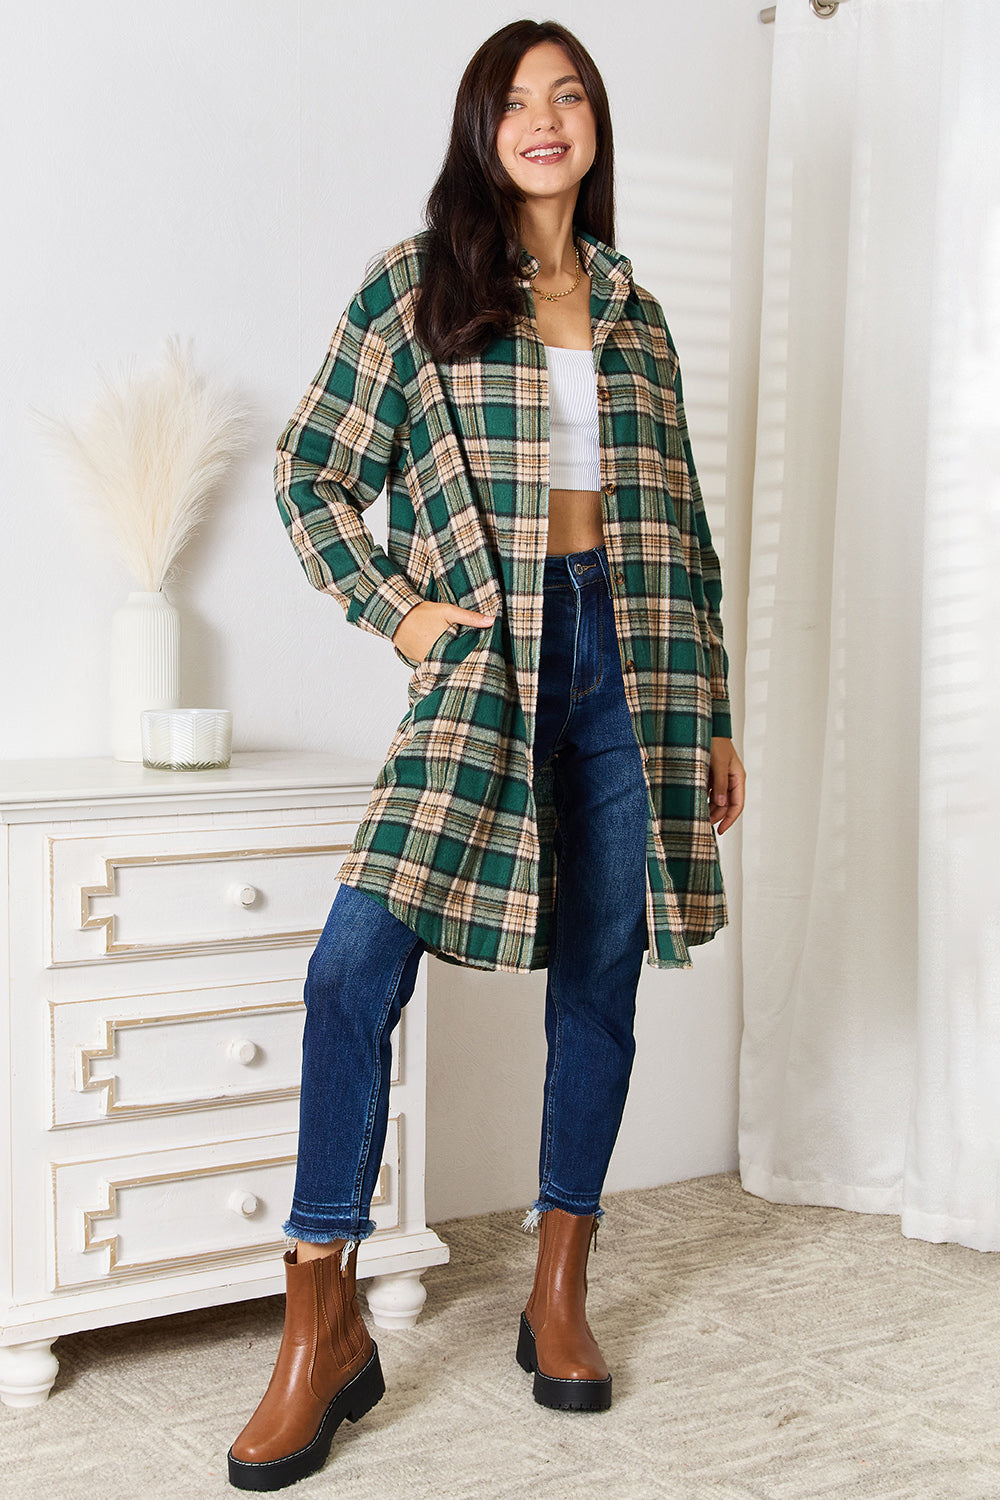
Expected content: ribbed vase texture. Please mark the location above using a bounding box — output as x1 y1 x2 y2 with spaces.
110 591 180 761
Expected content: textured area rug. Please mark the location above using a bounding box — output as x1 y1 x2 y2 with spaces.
4 1174 1000 1499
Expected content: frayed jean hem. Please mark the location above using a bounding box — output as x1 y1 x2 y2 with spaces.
521 1199 607 1233
281 1216 377 1246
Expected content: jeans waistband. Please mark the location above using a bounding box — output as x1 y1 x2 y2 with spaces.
543 545 610 592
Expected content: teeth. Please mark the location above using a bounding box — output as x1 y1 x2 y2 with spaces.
524 147 566 159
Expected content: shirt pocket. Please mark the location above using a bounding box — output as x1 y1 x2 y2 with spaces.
394 620 468 673
407 621 492 709
393 632 440 673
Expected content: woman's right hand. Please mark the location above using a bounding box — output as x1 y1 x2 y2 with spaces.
392 600 496 663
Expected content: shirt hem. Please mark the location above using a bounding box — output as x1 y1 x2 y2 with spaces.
335 871 724 976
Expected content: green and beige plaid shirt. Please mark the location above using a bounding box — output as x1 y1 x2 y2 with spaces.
276 232 730 972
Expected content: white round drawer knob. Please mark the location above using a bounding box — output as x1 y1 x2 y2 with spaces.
228 1191 259 1218
231 884 259 908
228 1039 258 1066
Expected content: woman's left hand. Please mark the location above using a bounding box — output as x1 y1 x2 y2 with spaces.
708 737 746 834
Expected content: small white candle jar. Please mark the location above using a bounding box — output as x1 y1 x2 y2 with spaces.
140 709 232 770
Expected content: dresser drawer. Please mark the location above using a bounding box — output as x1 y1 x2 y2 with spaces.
48 980 401 1127
47 819 364 966
50 1121 400 1289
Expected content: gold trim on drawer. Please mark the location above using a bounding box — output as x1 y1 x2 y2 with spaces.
48 981 403 1128
74 1001 304 1119
76 843 350 958
52 1134 395 1288
81 1155 299 1280
79 1162 387 1280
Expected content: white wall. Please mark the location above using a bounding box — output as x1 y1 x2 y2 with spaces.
0 2 772 1223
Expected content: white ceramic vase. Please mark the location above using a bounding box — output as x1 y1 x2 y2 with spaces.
110 591 181 761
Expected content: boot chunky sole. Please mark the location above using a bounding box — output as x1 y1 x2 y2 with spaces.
227 1342 384 1491
516 1312 612 1412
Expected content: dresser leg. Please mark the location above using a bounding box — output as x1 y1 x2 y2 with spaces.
363 1270 428 1329
0 1339 60 1407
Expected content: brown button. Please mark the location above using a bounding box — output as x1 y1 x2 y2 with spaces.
597 386 610 403
624 659 636 672
614 571 624 584
603 482 617 495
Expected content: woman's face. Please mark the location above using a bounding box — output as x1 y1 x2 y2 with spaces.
495 41 598 208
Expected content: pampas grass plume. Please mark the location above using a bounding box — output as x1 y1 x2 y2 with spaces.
42 338 250 592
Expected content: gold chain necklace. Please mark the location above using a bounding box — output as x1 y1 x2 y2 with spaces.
531 246 581 302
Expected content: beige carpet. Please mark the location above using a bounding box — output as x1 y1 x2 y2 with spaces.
4 1174 1000 1499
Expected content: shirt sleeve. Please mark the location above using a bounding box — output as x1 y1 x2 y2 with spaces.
274 293 424 643
670 347 733 740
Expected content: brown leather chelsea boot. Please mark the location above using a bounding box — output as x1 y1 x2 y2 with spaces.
516 1207 612 1411
228 1244 384 1490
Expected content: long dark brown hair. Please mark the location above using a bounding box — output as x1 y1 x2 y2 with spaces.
413 19 615 363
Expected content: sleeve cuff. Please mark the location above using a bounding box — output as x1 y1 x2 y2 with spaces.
711 705 732 739
346 553 425 643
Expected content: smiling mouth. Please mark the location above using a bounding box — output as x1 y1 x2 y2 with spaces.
521 144 570 162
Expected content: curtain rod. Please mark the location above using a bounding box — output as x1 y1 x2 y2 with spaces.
760 1 845 21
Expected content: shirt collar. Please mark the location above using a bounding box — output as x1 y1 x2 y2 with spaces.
517 231 633 289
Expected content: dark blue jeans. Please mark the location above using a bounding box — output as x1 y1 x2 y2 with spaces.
283 546 650 1244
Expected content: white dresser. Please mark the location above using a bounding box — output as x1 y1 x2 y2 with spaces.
0 752 448 1407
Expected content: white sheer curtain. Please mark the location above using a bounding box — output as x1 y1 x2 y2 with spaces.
740 0 1000 1250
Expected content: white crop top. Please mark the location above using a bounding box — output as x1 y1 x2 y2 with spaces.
546 345 601 491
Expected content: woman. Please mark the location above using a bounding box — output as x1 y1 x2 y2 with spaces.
229 18 745 1492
